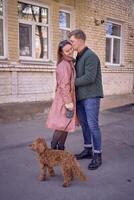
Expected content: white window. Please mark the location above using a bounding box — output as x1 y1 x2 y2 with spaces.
105 21 122 66
0 0 5 58
18 1 49 60
59 10 71 40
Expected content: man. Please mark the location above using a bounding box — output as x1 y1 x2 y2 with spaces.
68 29 104 170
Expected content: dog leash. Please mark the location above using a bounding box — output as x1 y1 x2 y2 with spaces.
64 109 74 131
64 119 72 131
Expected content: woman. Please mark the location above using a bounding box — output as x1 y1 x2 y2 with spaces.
46 40 77 150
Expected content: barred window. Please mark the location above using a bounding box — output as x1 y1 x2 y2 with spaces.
18 1 49 60
105 21 122 65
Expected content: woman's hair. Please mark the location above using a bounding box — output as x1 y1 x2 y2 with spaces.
57 40 72 64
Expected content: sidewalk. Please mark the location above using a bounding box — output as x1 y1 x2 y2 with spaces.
0 102 134 200
0 93 134 123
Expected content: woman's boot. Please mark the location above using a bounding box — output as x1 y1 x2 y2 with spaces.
51 141 58 149
58 131 68 150
57 143 65 150
51 130 62 149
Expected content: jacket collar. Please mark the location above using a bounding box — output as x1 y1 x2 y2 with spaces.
76 46 89 62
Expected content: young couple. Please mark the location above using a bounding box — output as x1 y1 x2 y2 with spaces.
46 29 104 170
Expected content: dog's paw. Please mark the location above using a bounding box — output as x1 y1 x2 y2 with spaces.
38 175 46 181
50 171 56 177
62 182 70 187
50 173 56 177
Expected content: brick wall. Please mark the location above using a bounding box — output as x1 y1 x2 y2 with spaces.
0 66 56 104
75 0 134 67
0 0 133 104
102 71 134 95
0 72 12 96
7 0 19 62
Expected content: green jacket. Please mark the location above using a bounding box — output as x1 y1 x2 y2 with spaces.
75 47 104 101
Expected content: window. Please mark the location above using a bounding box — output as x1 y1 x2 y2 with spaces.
105 21 122 65
59 10 71 40
0 0 5 57
18 1 49 60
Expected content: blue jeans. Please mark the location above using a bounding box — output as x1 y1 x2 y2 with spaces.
77 97 102 153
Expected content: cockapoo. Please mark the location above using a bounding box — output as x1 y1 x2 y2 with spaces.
29 138 87 187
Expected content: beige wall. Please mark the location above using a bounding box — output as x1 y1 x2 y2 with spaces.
74 0 134 66
102 71 134 95
0 67 56 104
0 0 134 104
7 0 19 62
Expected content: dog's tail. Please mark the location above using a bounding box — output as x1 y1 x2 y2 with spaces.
72 157 87 181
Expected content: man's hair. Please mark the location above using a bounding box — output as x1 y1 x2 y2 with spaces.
68 29 86 41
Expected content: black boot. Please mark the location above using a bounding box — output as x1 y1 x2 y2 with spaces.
51 141 58 149
75 148 93 160
58 143 65 150
88 153 102 170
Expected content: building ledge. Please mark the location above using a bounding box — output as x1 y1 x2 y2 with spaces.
100 93 134 111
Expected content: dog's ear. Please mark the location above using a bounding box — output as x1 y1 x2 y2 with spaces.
37 142 46 153
36 138 46 144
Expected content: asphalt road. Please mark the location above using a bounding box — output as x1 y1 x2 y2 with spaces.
0 104 134 200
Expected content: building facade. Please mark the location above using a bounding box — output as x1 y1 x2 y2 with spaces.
0 0 134 104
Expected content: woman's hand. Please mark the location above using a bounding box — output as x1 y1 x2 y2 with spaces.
65 102 74 110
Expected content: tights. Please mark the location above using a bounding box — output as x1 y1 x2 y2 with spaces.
51 130 68 150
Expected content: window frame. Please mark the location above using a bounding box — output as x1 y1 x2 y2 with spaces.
0 0 7 59
59 9 71 40
18 0 50 61
105 20 122 66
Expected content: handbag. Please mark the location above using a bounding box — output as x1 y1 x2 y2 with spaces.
66 108 74 119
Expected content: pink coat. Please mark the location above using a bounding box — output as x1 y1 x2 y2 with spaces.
46 58 77 132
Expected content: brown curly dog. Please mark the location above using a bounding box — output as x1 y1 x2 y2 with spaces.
29 138 87 187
